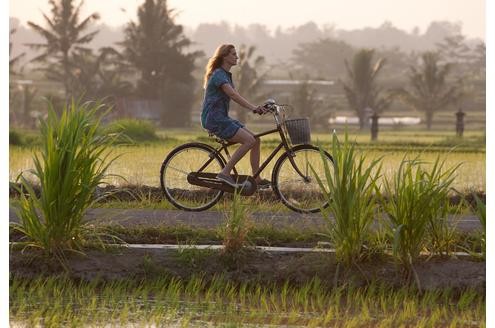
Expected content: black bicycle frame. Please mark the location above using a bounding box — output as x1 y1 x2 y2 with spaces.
197 122 307 180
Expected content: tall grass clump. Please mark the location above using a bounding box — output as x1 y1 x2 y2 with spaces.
11 100 120 261
424 160 463 257
105 118 159 143
379 156 459 285
471 194 486 259
220 189 252 259
311 132 382 270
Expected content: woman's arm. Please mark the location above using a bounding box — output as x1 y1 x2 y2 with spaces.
221 84 257 111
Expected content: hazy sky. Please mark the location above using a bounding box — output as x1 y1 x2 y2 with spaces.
10 0 485 39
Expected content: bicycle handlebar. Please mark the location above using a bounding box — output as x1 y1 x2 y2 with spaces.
251 99 290 119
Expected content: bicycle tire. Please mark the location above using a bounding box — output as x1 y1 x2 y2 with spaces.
272 144 334 213
160 142 225 211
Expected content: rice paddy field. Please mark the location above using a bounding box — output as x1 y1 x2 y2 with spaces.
9 129 486 193
9 275 484 327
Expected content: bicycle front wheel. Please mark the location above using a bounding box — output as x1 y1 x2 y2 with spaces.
272 145 334 213
160 143 225 211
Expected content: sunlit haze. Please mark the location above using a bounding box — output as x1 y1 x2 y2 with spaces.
10 0 485 39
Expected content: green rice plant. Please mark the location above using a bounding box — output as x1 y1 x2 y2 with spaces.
10 100 121 262
470 194 486 259
423 158 463 257
426 200 463 257
310 131 382 268
220 188 252 259
9 275 484 327
378 155 459 285
105 118 159 143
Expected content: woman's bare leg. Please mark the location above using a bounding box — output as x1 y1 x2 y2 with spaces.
219 128 256 176
243 128 262 182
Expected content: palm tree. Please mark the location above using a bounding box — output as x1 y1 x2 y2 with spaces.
93 49 134 101
10 27 26 118
26 0 100 98
10 27 36 126
232 44 268 122
70 47 132 103
9 28 25 76
342 49 390 129
395 52 460 130
121 0 201 126
290 76 319 120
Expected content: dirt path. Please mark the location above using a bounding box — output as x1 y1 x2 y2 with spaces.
9 206 482 232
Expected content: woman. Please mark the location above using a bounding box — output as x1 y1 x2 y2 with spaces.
201 44 269 188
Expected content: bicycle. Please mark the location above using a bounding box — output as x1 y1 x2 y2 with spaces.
160 100 334 213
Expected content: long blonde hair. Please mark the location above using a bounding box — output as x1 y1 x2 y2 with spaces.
203 44 235 88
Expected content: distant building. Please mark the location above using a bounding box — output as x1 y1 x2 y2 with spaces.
261 79 335 102
113 98 162 121
329 116 421 126
263 80 335 87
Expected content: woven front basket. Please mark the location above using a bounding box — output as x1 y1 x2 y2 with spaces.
285 118 311 145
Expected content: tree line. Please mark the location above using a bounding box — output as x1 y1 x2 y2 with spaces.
9 0 485 130
10 0 200 127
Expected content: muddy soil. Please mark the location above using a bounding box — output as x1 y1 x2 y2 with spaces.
9 183 486 206
10 247 485 292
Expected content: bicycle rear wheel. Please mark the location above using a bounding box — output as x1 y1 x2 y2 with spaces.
160 143 224 211
272 144 334 213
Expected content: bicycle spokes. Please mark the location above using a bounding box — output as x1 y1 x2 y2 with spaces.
273 146 333 213
161 144 224 211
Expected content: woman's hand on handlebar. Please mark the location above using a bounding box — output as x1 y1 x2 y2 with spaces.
252 99 277 115
253 105 268 115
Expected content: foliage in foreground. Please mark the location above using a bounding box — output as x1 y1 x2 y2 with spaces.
11 100 120 260
220 189 252 258
471 194 486 260
378 155 460 284
10 275 485 327
312 132 382 267
309 132 475 287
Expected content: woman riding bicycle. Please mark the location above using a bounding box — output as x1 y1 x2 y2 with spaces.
201 44 270 188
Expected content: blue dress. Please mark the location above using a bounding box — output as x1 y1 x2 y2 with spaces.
201 68 244 139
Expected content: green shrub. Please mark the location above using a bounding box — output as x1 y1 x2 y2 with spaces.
11 100 120 261
9 129 41 146
106 118 159 143
311 132 382 267
9 129 24 146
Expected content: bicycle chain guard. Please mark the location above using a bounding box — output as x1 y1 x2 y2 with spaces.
187 172 258 196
